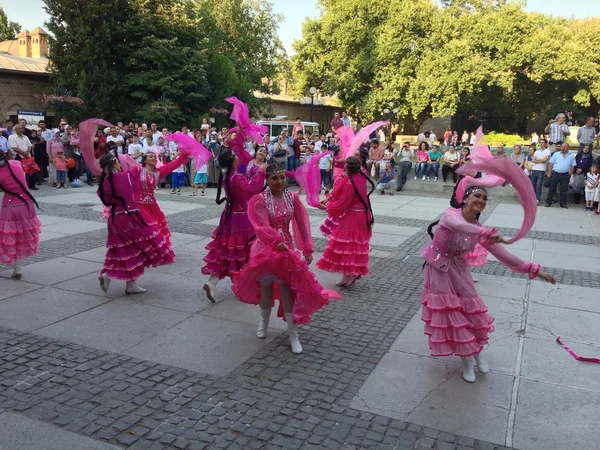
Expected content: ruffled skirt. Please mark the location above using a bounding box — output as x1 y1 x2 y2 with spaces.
421 262 494 357
101 210 175 281
139 202 171 247
464 243 488 267
316 211 371 276
201 211 253 279
232 241 329 324
0 201 41 264
319 215 340 238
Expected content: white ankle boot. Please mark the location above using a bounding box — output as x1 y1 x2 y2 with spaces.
203 276 217 303
12 260 22 279
284 312 303 354
257 307 271 339
98 274 111 292
125 280 147 294
474 351 489 374
461 356 476 383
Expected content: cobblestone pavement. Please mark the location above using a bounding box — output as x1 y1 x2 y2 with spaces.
1 184 598 449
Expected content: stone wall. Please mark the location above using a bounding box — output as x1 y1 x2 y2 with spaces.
0 71 52 123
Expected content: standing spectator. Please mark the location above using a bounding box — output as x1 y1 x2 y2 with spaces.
292 118 305 138
150 123 162 144
394 142 413 191
30 130 47 185
0 133 8 153
8 124 32 161
531 138 551 204
544 113 570 154
128 135 144 163
54 149 68 189
530 131 539 145
291 130 306 172
46 129 63 187
573 145 594 205
318 150 333 193
170 149 185 195
106 127 125 154
577 117 596 153
314 134 327 152
469 132 477 145
200 117 210 131
585 164 599 212
511 144 526 168
461 130 469 145
38 120 52 141
274 134 289 159
417 130 426 146
451 131 458 146
429 130 437 147
330 112 343 131
94 129 107 159
2 119 14 138
545 143 576 208
341 111 351 127
443 128 451 146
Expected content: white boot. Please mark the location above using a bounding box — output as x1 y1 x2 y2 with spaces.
461 356 476 383
203 276 218 303
12 260 22 279
474 351 489 374
98 274 111 292
257 307 271 339
285 312 303 354
125 280 147 294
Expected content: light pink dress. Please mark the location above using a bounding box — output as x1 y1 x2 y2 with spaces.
231 190 329 324
0 160 41 264
421 208 540 357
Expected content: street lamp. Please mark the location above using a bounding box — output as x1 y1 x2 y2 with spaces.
299 87 325 122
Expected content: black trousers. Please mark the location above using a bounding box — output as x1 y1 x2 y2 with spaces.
545 171 570 206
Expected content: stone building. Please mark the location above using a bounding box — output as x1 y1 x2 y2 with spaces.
0 27 52 123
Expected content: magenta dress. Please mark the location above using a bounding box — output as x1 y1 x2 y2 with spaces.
99 171 175 281
231 190 329 324
316 172 372 276
202 169 266 279
0 161 41 264
421 208 540 357
130 153 188 247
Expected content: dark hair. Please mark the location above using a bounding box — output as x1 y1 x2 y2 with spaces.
0 150 40 209
97 153 128 220
357 148 369 170
214 149 236 237
266 160 284 177
419 141 429 151
371 139 379 146
345 156 375 228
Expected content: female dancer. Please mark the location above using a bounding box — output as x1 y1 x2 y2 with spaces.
97 153 175 294
316 156 374 287
202 149 266 302
246 145 269 179
0 150 41 279
232 162 331 354
422 159 555 383
130 151 188 247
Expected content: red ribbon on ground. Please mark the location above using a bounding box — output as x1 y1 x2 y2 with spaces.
556 336 600 363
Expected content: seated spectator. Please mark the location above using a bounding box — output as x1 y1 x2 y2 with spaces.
424 145 443 182
442 145 460 183
376 161 396 195
414 142 429 180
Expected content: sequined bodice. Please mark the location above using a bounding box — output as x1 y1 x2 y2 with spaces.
133 167 159 204
264 190 294 244
422 223 478 272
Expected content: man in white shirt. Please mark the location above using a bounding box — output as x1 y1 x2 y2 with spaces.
8 124 32 160
106 127 125 154
314 134 327 152
150 123 163 144
530 138 551 204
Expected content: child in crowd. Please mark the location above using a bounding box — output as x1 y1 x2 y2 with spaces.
191 162 208 196
170 149 185 195
586 164 599 212
128 135 144 163
376 161 396 195
54 149 68 189
319 149 333 194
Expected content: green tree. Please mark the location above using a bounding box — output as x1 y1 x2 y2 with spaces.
0 7 21 41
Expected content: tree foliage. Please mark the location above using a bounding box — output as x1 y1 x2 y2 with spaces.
43 0 284 125
292 0 600 132
0 7 21 41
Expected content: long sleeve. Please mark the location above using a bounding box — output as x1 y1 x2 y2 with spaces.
291 193 314 253
438 209 495 242
158 153 188 178
231 169 266 200
247 195 284 249
326 181 355 218
483 241 539 279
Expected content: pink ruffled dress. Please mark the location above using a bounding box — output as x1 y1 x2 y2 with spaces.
99 171 175 281
421 208 540 357
319 175 348 238
0 160 41 264
316 172 372 276
130 153 188 248
201 169 266 279
231 190 330 324
464 243 488 267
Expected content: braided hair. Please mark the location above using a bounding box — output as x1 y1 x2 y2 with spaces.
345 156 375 228
214 149 236 237
98 153 129 220
357 148 369 171
0 150 40 209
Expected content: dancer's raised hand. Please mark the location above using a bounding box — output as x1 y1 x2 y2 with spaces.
489 233 507 244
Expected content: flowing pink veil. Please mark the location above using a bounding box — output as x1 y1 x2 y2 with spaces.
456 158 536 245
225 97 268 166
338 121 388 158
294 151 332 207
163 133 211 168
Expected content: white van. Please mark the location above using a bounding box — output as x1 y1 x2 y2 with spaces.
255 120 320 139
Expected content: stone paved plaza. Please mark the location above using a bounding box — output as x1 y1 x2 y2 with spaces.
1 182 600 450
